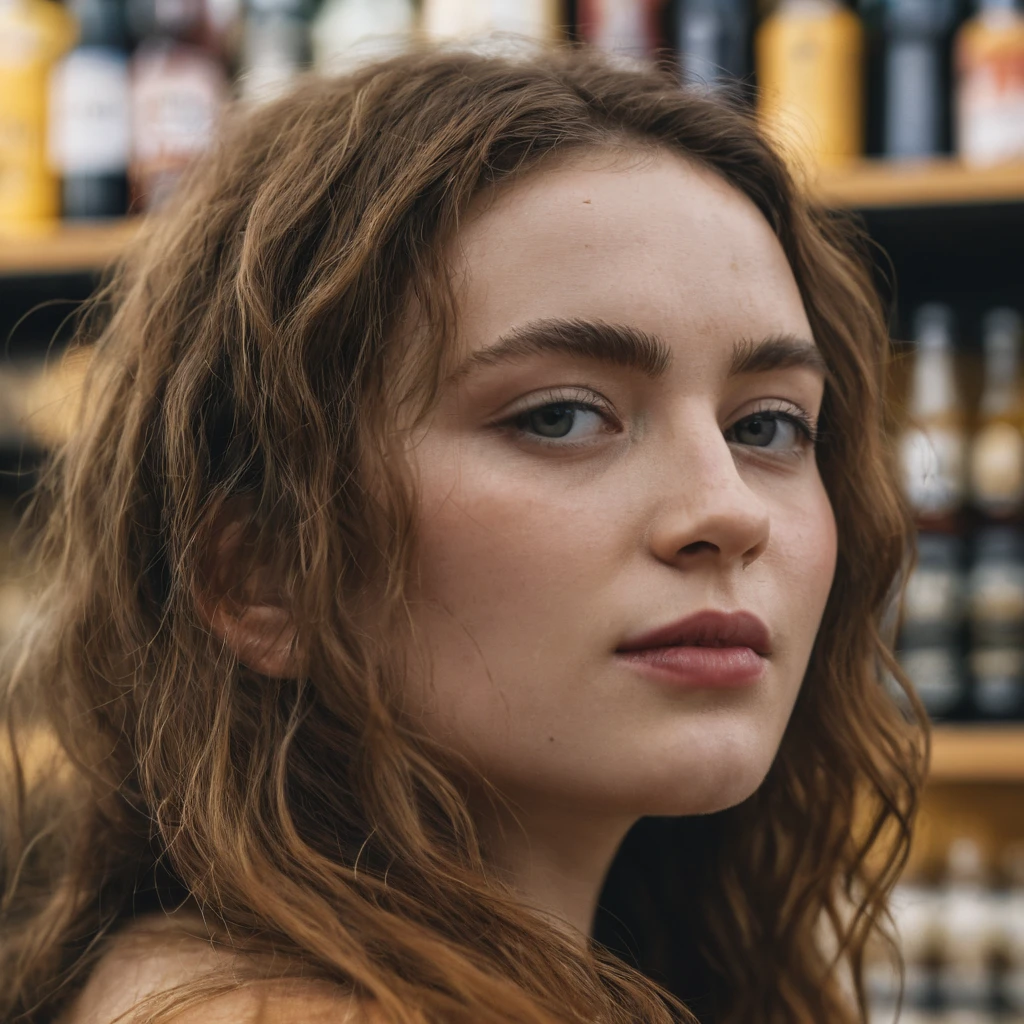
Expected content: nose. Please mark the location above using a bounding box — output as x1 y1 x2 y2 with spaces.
647 427 771 571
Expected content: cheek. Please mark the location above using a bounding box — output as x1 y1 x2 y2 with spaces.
774 477 838 630
406 448 609 710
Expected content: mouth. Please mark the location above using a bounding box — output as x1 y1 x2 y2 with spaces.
615 609 772 658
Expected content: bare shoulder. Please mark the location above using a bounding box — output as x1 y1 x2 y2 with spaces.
61 911 381 1024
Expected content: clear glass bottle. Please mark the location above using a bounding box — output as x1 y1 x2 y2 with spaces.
968 527 1024 721
238 0 311 104
937 838 1000 1021
899 304 967 532
899 531 969 721
422 0 561 44
970 308 1024 523
128 0 229 212
311 0 415 75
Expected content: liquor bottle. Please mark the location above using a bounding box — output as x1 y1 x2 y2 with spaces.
899 304 967 532
421 0 562 44
955 0 1024 166
970 308 1024 523
755 0 865 169
898 531 969 721
311 0 415 74
674 0 750 91
0 0 75 234
879 0 957 159
937 838 999 1020
999 842 1024 1018
128 0 228 212
968 527 1024 720
48 0 131 218
576 0 661 56
238 0 311 103
889 874 946 1022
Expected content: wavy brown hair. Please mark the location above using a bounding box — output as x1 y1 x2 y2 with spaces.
0 43 928 1024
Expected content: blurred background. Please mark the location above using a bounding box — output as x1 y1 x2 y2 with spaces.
2 0 1024 1020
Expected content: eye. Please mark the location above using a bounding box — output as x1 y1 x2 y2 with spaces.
511 401 611 445
725 410 816 452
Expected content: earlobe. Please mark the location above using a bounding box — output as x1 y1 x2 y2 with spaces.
192 511 302 679
202 595 301 679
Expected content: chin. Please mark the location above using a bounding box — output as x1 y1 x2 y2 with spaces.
632 750 776 818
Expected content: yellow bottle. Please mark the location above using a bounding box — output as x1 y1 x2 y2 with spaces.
0 0 75 236
756 0 864 171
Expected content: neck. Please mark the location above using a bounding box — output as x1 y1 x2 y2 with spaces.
471 789 637 944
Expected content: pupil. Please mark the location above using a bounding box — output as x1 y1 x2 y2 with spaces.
530 405 574 438
741 416 776 446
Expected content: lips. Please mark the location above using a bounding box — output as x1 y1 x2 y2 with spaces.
615 609 772 657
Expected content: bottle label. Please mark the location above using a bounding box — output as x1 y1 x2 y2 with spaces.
0 3 73 227
971 646 1024 716
131 43 226 209
132 46 225 166
957 48 1024 165
899 646 965 717
903 564 964 631
1007 964 1024 1011
48 48 130 175
901 426 966 515
577 0 657 55
970 421 1024 512
969 563 1024 647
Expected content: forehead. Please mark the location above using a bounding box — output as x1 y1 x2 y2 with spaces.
447 148 811 373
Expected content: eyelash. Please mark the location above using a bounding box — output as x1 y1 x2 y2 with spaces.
497 390 819 452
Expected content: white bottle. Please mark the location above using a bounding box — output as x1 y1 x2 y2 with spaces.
1000 842 1024 1019
312 0 415 75
421 0 560 44
937 838 997 1022
899 304 967 524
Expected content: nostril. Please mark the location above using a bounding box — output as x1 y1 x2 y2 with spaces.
680 540 718 556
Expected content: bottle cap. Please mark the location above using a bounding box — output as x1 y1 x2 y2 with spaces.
914 304 955 351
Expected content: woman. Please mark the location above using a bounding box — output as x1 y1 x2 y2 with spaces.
0 43 928 1024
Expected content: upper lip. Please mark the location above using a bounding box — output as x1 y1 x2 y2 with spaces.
615 609 772 657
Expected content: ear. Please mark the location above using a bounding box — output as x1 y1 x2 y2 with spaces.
193 516 302 679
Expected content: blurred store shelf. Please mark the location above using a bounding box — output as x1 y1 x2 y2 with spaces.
0 219 141 276
816 159 1024 210
929 725 1024 783
0 161 1023 276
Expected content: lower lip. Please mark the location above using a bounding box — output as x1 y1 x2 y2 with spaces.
616 645 766 688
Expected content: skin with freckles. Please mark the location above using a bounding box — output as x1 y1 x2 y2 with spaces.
401 147 838 939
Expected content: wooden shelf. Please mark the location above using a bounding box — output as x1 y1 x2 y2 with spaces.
814 158 1024 210
0 219 141 275
0 160 1020 275
928 725 1024 784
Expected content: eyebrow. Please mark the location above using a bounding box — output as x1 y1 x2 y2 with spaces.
446 316 829 384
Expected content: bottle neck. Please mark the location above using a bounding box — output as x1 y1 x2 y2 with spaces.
982 345 1021 416
911 346 958 418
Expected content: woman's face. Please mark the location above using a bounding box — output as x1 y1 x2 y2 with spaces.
402 148 836 821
